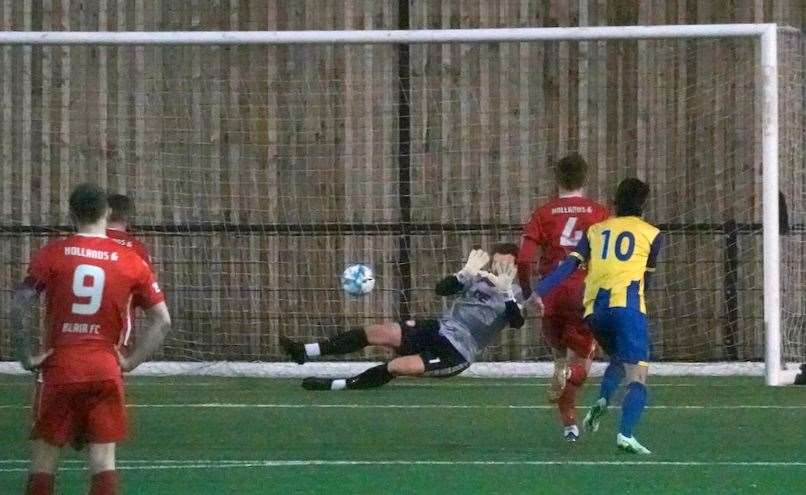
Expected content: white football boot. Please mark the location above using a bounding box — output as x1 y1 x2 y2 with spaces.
616 433 652 455
563 425 579 443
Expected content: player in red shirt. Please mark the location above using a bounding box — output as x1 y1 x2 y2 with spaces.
106 194 152 266
518 153 609 442
10 183 171 495
106 193 153 349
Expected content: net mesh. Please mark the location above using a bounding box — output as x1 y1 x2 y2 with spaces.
0 33 802 364
780 30 805 365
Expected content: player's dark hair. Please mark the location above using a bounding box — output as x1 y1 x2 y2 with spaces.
614 178 650 217
491 243 519 260
555 153 588 191
108 193 134 225
69 183 108 224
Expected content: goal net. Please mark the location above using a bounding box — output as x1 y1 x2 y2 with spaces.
0 28 802 379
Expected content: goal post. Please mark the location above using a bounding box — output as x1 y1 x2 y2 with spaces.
0 24 801 385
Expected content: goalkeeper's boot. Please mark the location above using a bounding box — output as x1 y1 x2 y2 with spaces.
616 433 651 455
547 358 570 403
582 397 607 433
563 425 579 443
302 377 336 391
279 335 307 365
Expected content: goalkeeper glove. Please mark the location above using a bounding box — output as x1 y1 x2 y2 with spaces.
483 261 517 301
457 249 490 282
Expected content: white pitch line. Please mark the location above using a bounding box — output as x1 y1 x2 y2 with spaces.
0 381 754 388
391 382 752 388
1 459 805 473
2 403 805 410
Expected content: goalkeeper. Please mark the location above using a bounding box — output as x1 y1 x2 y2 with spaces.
280 244 525 390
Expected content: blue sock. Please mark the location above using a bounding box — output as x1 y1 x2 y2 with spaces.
620 382 647 437
599 361 624 405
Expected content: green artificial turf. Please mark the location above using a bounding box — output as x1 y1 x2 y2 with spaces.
1 375 804 494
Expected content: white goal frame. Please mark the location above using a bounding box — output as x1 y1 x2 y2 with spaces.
0 24 795 385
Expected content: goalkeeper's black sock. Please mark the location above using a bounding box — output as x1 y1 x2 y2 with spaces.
312 328 368 356
344 363 394 390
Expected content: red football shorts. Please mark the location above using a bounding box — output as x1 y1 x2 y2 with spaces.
31 379 127 447
541 282 596 359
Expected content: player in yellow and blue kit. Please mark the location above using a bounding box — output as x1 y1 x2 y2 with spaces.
533 178 662 454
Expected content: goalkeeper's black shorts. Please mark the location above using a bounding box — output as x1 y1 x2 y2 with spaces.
398 319 470 378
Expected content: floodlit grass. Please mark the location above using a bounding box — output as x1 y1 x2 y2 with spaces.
1 375 804 494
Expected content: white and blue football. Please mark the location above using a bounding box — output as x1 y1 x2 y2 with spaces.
341 264 375 296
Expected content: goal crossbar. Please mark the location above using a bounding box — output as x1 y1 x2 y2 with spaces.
0 24 791 385
0 23 780 45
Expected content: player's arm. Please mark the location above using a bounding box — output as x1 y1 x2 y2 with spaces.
516 213 543 299
9 280 52 371
117 263 171 372
436 249 490 296
644 232 664 288
117 302 171 372
482 263 525 329
534 232 591 298
504 300 525 329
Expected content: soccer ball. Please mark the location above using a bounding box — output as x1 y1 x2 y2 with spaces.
341 264 375 296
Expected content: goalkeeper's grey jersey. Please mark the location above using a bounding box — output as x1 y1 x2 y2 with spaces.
439 274 523 362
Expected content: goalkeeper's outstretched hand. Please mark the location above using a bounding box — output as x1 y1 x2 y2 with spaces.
483 261 517 300
459 249 490 279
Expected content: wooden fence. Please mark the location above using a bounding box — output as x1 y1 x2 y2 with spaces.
0 1 803 361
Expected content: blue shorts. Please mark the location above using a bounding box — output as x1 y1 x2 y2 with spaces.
585 308 649 364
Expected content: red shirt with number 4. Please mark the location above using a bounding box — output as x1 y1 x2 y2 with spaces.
518 196 610 297
26 234 164 385
106 228 153 334
106 228 152 267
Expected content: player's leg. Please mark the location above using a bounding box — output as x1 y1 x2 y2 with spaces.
545 333 568 403
582 312 623 433
556 332 596 442
302 324 468 390
27 382 71 495
87 443 118 495
614 312 652 454
84 381 128 493
26 440 60 495
281 322 401 364
617 363 649 451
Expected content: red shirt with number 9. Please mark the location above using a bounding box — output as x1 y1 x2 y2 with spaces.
25 234 165 385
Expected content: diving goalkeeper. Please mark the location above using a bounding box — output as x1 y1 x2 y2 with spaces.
280 244 525 390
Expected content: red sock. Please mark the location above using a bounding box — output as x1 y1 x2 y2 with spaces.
558 364 588 427
558 383 578 426
26 472 54 495
568 362 587 387
89 470 118 495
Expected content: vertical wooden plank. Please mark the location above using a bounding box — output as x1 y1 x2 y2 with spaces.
438 1 452 227
362 1 375 226
577 0 590 161
636 1 650 181
593 0 608 200
35 0 50 226
1 1 11 226
474 0 488 225
96 0 109 190
498 1 515 225
264 0 281 349
515 0 530 223
556 0 570 155
114 0 128 194
20 0 31 227
58 0 70 220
